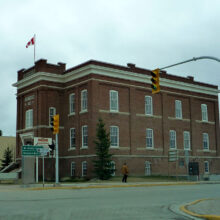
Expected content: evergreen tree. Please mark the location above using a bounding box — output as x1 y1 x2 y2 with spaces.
93 118 114 180
0 147 13 170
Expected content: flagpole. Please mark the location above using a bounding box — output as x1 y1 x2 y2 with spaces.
34 34 36 63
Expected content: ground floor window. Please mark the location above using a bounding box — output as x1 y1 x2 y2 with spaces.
204 161 209 174
145 161 151 176
82 161 87 176
110 161 116 176
71 162 76 177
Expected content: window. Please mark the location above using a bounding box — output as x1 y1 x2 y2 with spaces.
175 100 182 119
204 161 209 174
203 133 209 150
82 161 87 176
71 162 76 177
81 90 88 112
145 96 153 115
110 126 119 147
146 129 154 148
183 131 190 150
110 161 116 176
70 128 76 148
170 130 176 149
49 107 56 125
69 93 75 114
201 104 208 121
145 161 151 176
25 109 33 128
110 90 118 112
82 125 88 148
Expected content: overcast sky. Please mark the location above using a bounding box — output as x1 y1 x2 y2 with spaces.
0 0 220 136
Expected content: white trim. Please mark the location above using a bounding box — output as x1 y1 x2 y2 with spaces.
146 128 154 149
109 90 119 112
13 64 219 96
110 126 119 148
82 125 88 148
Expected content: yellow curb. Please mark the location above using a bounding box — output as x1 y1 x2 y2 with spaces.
30 182 198 191
180 199 220 220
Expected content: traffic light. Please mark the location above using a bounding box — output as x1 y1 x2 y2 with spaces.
50 114 59 134
151 68 160 94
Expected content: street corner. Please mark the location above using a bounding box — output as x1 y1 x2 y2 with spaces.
180 198 220 220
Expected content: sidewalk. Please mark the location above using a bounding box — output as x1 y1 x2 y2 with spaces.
181 198 220 220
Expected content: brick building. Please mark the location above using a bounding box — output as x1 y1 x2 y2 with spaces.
13 59 220 180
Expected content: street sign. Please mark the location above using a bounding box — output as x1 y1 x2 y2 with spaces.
168 150 178 162
22 145 43 156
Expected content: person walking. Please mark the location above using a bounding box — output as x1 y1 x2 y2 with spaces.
121 162 129 183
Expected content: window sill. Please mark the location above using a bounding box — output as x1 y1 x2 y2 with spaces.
80 110 88 114
68 113 76 117
110 146 119 149
68 147 76 151
80 147 88 149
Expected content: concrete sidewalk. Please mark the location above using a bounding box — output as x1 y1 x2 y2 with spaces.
181 198 220 220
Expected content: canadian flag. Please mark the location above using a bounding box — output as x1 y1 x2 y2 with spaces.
26 36 35 48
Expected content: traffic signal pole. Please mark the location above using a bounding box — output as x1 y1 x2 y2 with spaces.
55 133 59 184
159 56 220 70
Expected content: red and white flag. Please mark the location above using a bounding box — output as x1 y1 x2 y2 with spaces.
26 36 35 48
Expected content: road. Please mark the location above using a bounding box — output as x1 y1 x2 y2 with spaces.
0 183 219 220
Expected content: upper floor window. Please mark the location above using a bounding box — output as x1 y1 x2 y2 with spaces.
110 126 119 147
49 107 56 125
203 133 209 150
175 100 182 119
71 162 76 177
145 96 153 115
82 125 88 148
169 130 176 149
201 104 208 121
70 128 76 149
110 90 118 112
81 90 88 112
204 161 209 174
82 161 87 176
69 93 75 114
146 128 154 148
25 109 33 129
183 131 190 150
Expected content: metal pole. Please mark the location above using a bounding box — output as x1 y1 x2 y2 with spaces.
43 155 44 187
36 157 38 183
55 133 59 184
160 56 220 70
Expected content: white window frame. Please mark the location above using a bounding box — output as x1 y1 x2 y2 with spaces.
169 130 176 149
175 100 182 119
145 96 153 115
110 126 119 148
71 162 76 177
69 93 75 114
204 161 209 174
146 128 154 149
70 128 76 149
25 109 33 129
110 90 119 112
203 133 209 150
82 161 87 177
81 89 88 112
49 107 56 125
183 131 190 150
145 161 151 176
201 104 208 121
82 125 88 148
110 161 116 176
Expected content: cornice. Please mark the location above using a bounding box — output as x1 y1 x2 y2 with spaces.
13 64 219 96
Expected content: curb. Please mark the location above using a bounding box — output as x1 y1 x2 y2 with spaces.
180 199 220 220
30 182 198 191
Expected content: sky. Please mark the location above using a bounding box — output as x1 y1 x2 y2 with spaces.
0 0 220 136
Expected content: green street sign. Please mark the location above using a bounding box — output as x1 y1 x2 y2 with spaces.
22 145 43 156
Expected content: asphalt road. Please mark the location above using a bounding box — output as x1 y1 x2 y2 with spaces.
0 183 219 220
